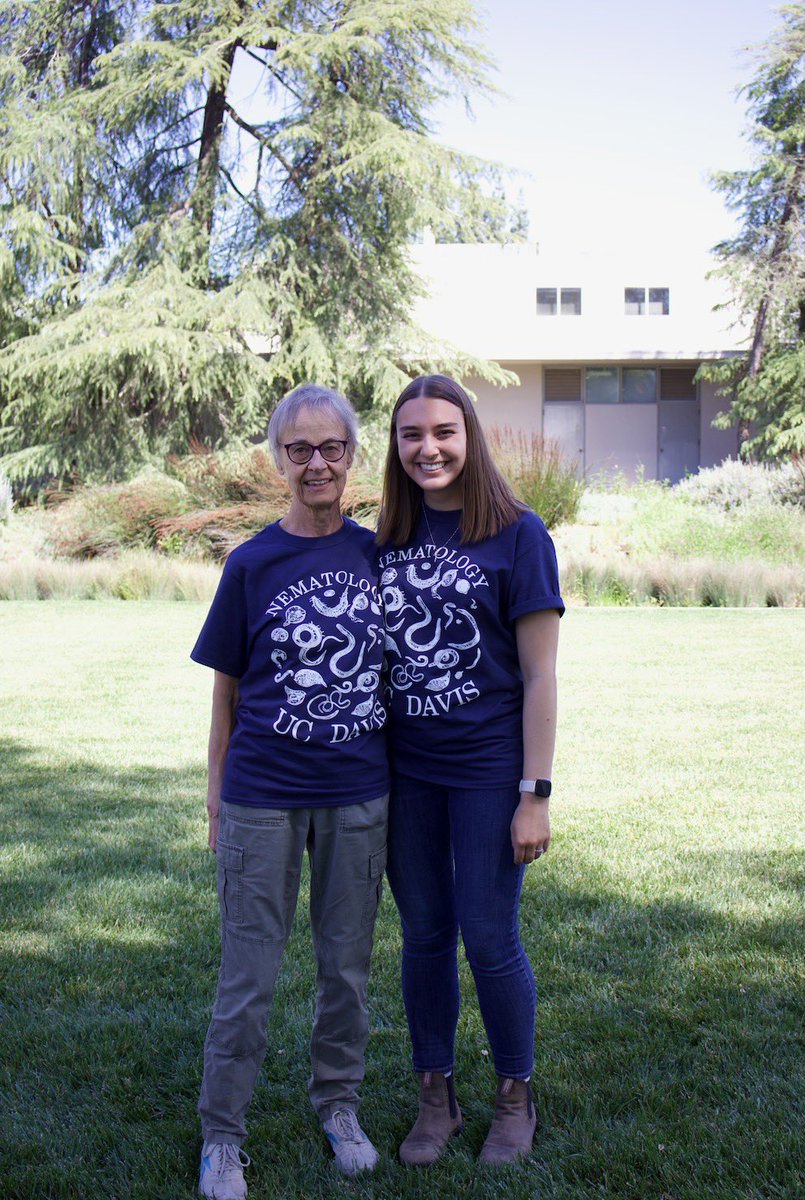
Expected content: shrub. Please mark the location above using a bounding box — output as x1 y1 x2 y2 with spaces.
560 551 804 607
166 442 286 508
41 445 385 563
46 471 191 559
486 426 584 528
30 428 580 565
675 458 805 509
622 491 805 565
153 502 280 561
576 490 641 525
0 552 219 601
157 446 382 560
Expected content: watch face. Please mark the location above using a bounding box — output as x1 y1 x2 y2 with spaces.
534 779 552 798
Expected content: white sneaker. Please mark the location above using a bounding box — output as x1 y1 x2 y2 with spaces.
323 1108 379 1176
198 1141 250 1199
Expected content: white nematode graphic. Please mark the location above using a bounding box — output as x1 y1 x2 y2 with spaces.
269 588 384 722
382 563 482 694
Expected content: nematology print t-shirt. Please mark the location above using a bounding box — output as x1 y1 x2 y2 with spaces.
379 506 564 787
191 519 388 807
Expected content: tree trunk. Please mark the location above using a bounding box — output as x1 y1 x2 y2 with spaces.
747 154 805 377
740 155 805 458
190 19 254 284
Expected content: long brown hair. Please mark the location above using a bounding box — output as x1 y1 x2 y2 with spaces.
376 375 523 546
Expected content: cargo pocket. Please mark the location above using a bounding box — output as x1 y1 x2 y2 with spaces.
341 793 389 832
216 841 244 926
362 844 387 927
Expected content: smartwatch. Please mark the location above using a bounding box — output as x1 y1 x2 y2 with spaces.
519 778 552 799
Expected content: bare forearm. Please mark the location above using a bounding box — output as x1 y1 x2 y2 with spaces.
521 671 557 782
207 721 232 808
511 673 556 864
206 672 238 850
512 609 559 864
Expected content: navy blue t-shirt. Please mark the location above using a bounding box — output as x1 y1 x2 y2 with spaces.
191 518 388 807
379 506 564 787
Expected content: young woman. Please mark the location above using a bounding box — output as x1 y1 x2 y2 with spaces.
377 374 564 1166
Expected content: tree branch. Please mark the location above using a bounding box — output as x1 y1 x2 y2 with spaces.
155 104 207 141
238 45 305 104
223 102 272 148
224 101 302 187
147 136 203 161
242 47 270 68
264 63 306 105
220 164 264 218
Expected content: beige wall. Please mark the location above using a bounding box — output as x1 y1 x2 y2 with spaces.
465 364 543 435
585 404 658 481
700 380 739 467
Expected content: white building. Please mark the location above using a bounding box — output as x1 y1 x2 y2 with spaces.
412 238 745 482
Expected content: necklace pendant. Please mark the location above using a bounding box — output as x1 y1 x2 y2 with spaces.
423 508 461 550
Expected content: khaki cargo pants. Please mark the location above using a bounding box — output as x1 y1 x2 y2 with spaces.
198 794 388 1145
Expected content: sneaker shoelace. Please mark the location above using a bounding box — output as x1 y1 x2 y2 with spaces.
330 1109 364 1143
211 1143 251 1178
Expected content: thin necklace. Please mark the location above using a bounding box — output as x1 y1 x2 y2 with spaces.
422 505 461 549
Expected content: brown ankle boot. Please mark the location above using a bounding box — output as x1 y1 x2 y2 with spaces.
399 1071 463 1165
479 1077 538 1164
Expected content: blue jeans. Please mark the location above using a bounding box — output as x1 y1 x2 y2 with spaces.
386 774 536 1079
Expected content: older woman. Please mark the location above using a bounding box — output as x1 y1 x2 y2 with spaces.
191 385 388 1198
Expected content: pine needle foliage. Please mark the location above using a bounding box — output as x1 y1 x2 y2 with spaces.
700 3 805 460
0 1 516 492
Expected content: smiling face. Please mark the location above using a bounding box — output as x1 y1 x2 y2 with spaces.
395 394 467 510
278 405 353 532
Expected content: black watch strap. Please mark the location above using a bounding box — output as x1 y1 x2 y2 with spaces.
519 778 552 798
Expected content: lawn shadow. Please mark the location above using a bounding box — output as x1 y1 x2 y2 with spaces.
1 735 803 1199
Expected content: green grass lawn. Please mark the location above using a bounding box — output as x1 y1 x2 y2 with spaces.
1 604 803 1200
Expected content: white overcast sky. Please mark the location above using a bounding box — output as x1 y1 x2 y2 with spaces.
432 0 782 254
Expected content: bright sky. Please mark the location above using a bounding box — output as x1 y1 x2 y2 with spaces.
433 0 781 255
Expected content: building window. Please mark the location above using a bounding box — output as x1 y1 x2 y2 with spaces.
586 367 619 404
624 287 645 316
622 367 657 404
561 288 582 315
586 366 658 403
649 287 670 315
537 288 557 315
625 286 670 315
537 287 582 315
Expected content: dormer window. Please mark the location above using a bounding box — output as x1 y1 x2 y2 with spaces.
625 287 670 315
537 287 582 316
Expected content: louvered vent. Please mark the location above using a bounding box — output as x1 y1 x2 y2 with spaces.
544 369 582 402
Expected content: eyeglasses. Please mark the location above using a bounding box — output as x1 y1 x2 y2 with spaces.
284 439 349 465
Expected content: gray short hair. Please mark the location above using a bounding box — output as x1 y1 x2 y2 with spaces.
267 384 359 468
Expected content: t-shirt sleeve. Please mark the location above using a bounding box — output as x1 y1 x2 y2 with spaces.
190 556 249 677
507 513 565 621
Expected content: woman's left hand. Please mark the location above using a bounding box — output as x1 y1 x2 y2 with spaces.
511 797 551 865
